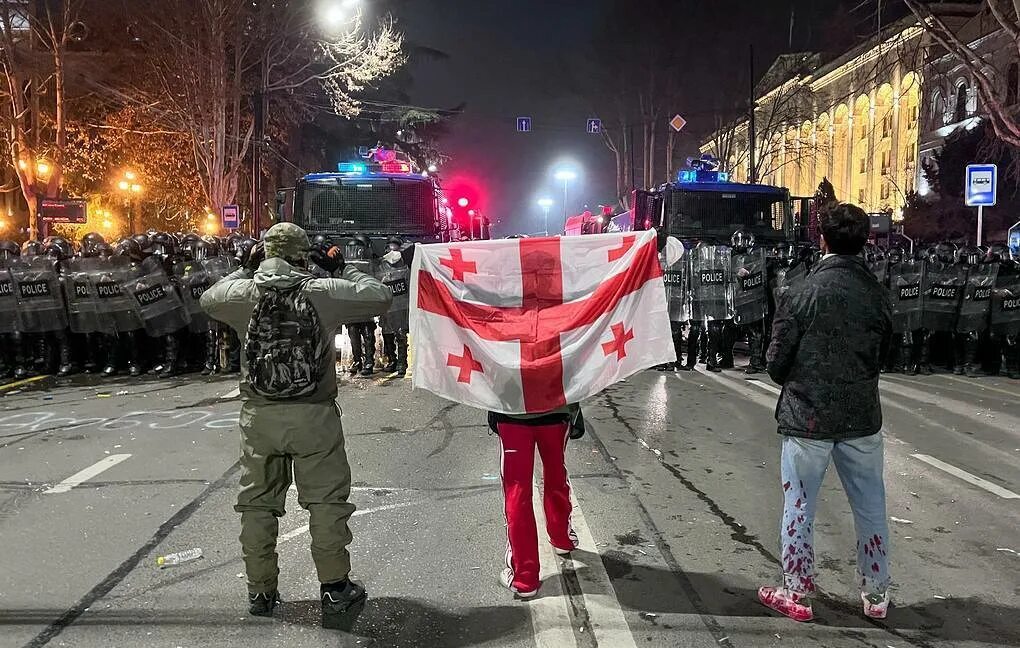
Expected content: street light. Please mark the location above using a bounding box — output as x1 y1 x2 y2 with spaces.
553 168 578 224
117 170 143 233
537 197 554 236
457 197 470 208
321 0 360 29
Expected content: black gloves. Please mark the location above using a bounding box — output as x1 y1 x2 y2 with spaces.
400 242 417 268
244 241 265 272
311 245 344 274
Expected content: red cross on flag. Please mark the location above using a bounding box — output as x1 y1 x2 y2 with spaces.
410 230 675 414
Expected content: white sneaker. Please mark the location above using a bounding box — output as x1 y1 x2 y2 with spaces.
500 568 538 598
553 546 573 557
862 590 890 619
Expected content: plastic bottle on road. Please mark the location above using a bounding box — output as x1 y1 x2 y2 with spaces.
156 548 203 568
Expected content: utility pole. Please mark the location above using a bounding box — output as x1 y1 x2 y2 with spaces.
748 44 758 184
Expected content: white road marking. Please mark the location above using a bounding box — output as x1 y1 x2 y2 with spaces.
44 454 132 494
531 482 580 648
220 387 240 400
288 484 413 493
278 501 416 544
744 377 782 395
910 454 1020 499
565 490 640 648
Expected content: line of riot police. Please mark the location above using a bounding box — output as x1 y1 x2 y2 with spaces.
0 231 254 380
658 231 1020 380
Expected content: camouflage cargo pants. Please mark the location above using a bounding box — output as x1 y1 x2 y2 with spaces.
235 399 356 593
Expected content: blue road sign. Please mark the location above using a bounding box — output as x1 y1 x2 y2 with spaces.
516 117 532 133
587 118 602 134
222 204 239 230
965 164 997 207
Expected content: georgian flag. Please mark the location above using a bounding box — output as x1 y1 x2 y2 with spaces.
409 230 676 414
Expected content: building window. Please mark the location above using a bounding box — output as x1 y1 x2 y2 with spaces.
881 183 891 200
858 189 866 204
881 151 891 175
906 147 916 165
882 113 893 138
860 157 867 173
931 90 945 125
954 82 969 123
1008 63 1019 106
909 104 919 128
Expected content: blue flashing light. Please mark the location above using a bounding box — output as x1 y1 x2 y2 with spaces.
338 161 368 175
677 169 730 184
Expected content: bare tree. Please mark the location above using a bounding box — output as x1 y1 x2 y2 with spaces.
904 0 1020 147
141 0 403 212
0 0 85 237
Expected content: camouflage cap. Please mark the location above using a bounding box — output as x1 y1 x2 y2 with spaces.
263 222 310 260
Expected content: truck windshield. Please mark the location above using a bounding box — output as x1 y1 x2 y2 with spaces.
294 176 439 237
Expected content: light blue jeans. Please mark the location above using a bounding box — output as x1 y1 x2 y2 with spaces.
778 433 891 596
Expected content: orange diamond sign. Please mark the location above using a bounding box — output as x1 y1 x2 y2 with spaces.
669 114 687 132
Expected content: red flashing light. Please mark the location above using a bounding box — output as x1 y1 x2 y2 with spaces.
468 209 477 217
457 197 470 208
381 160 412 174
601 205 613 216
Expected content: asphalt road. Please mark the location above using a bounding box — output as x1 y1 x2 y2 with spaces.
1 362 1018 648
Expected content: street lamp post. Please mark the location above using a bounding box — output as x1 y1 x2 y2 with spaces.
117 170 143 234
537 197 553 236
553 169 577 226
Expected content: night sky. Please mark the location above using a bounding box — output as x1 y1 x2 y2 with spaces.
396 0 853 235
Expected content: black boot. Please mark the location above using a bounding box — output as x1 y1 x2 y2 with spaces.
682 324 699 370
382 333 397 373
348 325 364 376
158 334 180 379
359 324 376 376
57 331 75 377
248 590 280 617
394 331 408 376
320 579 367 630
201 329 219 376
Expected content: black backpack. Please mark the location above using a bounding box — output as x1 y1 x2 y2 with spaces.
245 281 330 399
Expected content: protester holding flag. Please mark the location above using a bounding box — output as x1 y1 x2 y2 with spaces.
409 229 675 597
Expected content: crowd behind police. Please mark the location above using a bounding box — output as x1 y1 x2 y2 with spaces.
658 230 1020 380
0 230 415 381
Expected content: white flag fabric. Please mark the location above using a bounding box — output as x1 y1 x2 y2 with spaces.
410 230 675 414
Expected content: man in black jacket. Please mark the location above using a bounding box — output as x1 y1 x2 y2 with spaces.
759 203 893 623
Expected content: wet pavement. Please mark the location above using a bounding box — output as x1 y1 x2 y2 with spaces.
1 363 1018 647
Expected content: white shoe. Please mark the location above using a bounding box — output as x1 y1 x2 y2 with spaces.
862 590 890 619
553 546 573 557
500 568 538 598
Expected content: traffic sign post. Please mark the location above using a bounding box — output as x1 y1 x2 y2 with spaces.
586 118 602 134
221 204 239 230
965 164 997 246
516 117 532 133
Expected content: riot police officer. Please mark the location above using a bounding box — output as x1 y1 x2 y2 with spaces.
0 240 22 377
344 234 379 377
687 241 732 372
45 238 77 376
377 236 413 376
990 243 1020 379
141 232 191 378
954 245 996 377
729 230 768 374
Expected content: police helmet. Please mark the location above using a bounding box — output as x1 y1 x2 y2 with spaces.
21 240 43 257
194 239 219 261
986 243 1010 263
81 232 106 252
115 237 143 261
149 232 176 258
131 233 150 251
311 234 334 250
45 237 74 260
95 243 114 259
387 235 405 250
773 242 794 265
956 245 982 266
934 242 957 264
887 247 904 265
730 230 755 252
235 238 257 266
0 240 21 260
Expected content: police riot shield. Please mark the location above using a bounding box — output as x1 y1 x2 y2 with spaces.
0 260 18 334
991 265 1020 337
889 259 924 333
731 250 767 326
123 256 191 337
689 245 733 323
63 258 108 334
869 259 890 287
95 257 144 334
957 263 998 333
378 255 411 332
343 240 378 276
922 261 966 332
10 256 67 333
663 256 690 323
175 259 212 333
203 256 237 283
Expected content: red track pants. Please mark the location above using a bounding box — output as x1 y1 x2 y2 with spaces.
497 420 578 593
